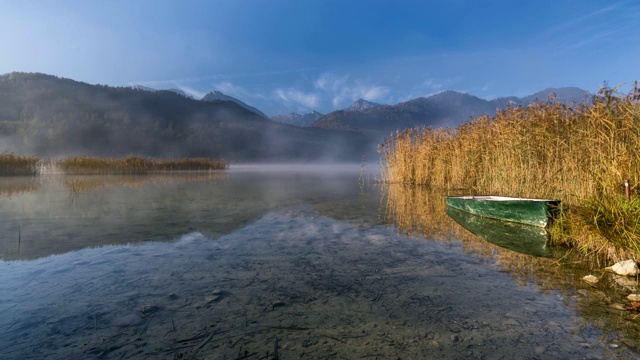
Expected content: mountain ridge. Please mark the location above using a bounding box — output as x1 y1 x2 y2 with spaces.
310 87 591 132
0 72 376 161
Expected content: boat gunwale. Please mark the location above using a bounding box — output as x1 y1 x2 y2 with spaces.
446 195 559 203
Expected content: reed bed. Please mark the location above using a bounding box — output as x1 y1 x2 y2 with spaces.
0 154 40 176
57 156 228 174
380 84 640 262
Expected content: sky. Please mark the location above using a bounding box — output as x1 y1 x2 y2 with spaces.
1 0 639 116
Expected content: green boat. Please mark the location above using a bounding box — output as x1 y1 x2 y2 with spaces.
446 207 554 257
445 195 560 227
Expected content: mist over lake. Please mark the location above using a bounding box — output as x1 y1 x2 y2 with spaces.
1 165 639 359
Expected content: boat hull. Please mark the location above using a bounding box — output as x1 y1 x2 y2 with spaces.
446 207 553 257
445 196 560 227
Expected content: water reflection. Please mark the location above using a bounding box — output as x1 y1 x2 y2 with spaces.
0 168 639 358
446 207 554 258
383 183 640 354
0 167 378 261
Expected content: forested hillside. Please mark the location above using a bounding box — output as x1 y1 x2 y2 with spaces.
0 73 377 161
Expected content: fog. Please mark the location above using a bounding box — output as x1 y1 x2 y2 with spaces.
0 73 382 163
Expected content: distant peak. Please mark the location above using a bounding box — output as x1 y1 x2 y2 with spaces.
348 99 381 111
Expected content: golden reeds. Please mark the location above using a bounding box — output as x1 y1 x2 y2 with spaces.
0 154 40 176
57 156 228 174
380 84 640 261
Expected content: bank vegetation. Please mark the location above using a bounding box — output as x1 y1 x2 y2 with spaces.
380 84 640 263
0 155 228 175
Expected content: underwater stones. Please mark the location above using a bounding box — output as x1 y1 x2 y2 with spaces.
112 313 142 327
271 300 286 310
168 292 179 300
140 305 160 316
582 275 599 284
605 260 639 276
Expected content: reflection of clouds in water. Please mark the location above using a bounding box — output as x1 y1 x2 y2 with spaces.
1 207 630 359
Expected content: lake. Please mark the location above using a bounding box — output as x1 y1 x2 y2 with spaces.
0 164 638 359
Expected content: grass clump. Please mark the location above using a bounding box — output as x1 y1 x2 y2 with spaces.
57 156 228 174
380 84 640 262
0 153 40 176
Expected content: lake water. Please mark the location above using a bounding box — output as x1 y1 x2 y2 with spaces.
0 165 639 359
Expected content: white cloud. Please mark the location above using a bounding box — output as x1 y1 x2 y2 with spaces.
314 72 390 109
214 81 243 95
177 85 207 99
274 88 319 109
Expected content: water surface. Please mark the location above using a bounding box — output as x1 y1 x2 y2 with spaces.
0 165 638 359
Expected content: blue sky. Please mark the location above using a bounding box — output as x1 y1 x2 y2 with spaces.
1 0 639 115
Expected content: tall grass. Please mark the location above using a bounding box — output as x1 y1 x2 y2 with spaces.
380 84 640 261
57 156 228 174
0 154 40 176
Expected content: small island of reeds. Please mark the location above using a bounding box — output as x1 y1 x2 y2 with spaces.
0 154 40 176
57 156 228 174
379 84 640 263
0 155 228 175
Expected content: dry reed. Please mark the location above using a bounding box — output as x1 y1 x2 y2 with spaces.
0 154 40 176
57 156 228 174
380 84 640 262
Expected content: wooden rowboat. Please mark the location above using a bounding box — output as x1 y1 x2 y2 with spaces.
445 195 560 227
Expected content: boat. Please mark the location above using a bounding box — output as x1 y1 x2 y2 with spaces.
446 207 554 257
445 195 560 227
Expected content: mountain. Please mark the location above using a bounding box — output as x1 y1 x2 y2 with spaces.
131 85 193 99
131 85 156 92
168 88 193 99
348 99 381 112
270 111 323 127
0 72 377 161
201 91 268 118
520 87 590 105
311 88 590 132
311 91 497 132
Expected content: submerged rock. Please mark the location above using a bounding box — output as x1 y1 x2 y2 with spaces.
113 313 142 327
583 275 599 284
605 260 639 276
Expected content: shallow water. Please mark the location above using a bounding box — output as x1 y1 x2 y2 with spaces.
0 165 639 359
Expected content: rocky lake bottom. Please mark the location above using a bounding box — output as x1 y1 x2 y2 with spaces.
0 167 639 359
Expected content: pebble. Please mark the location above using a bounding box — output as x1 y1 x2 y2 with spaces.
168 293 179 300
606 260 639 276
576 289 590 297
627 294 640 301
583 275 599 284
271 300 286 309
503 319 522 327
609 303 626 311
212 289 223 295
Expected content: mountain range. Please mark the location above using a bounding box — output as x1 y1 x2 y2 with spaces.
309 88 590 132
0 72 591 162
270 111 323 127
0 72 375 161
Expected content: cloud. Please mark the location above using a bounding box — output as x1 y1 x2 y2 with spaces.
274 88 320 109
176 85 207 99
314 72 390 108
